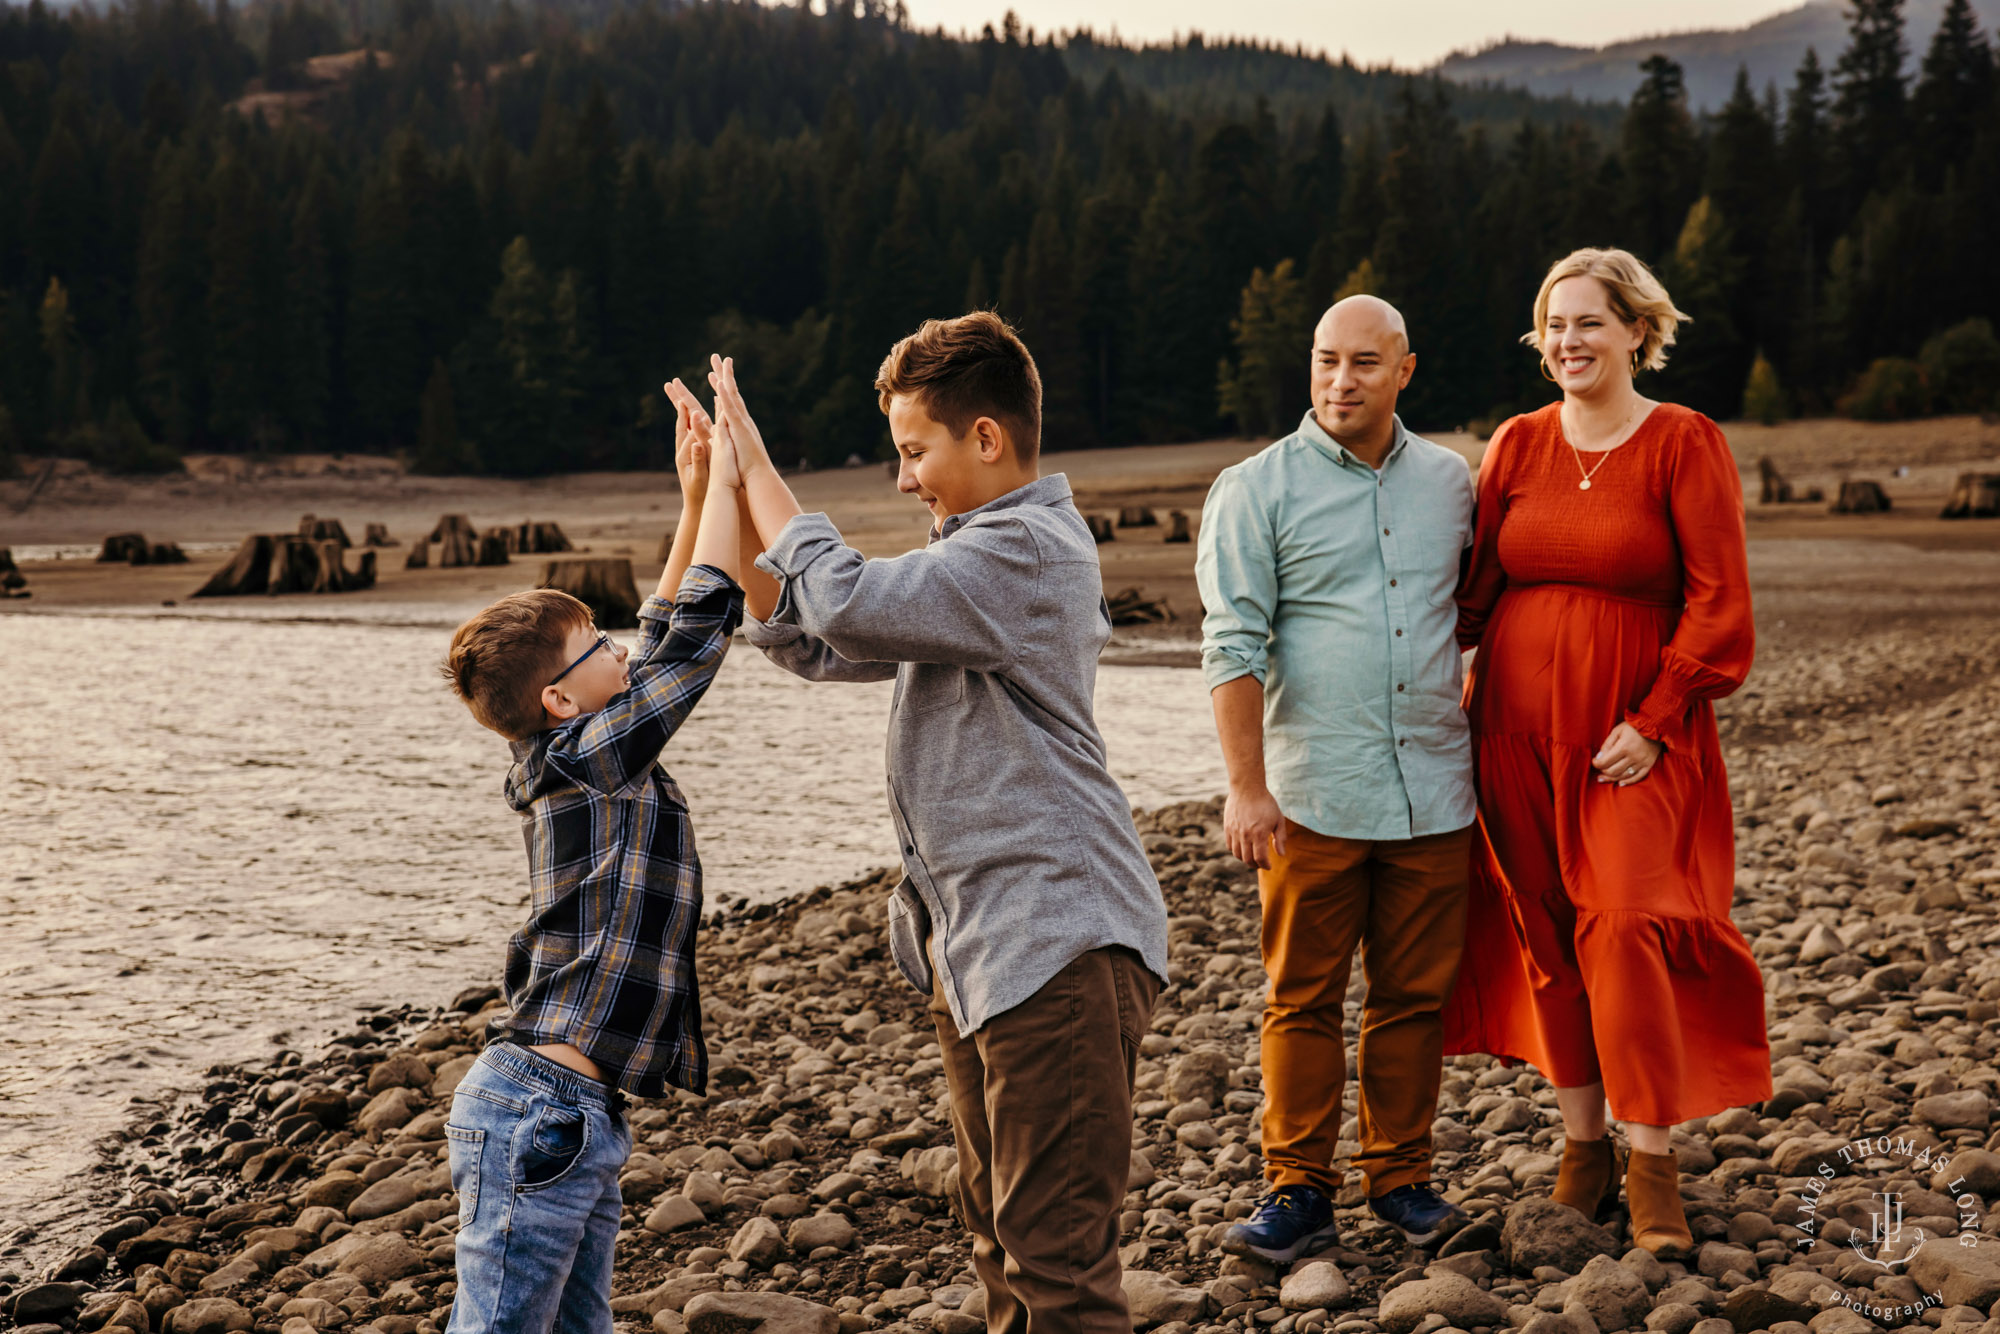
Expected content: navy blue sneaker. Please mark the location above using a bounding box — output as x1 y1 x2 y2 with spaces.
1368 1183 1466 1246
1219 1185 1341 1262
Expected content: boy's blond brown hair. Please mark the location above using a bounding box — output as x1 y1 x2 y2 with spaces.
876 310 1043 460
441 589 593 739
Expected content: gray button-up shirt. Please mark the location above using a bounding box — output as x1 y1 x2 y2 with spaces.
1196 411 1476 841
742 475 1170 1037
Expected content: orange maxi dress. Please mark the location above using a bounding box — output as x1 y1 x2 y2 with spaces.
1440 401 1771 1126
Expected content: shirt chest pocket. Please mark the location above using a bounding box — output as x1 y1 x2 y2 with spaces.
898 663 967 716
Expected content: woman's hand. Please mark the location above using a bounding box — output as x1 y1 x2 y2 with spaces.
1593 722 1664 786
665 378 713 503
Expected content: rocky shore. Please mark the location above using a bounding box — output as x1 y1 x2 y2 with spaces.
5 623 2000 1334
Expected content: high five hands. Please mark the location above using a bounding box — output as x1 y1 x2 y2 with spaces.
707 355 775 483
664 373 743 491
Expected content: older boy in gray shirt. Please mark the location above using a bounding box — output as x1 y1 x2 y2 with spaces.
670 316 1168 1334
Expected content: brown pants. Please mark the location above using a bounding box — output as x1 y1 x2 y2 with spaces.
929 946 1160 1334
1259 820 1471 1197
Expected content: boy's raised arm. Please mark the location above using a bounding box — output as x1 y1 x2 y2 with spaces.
658 379 712 600
710 356 804 550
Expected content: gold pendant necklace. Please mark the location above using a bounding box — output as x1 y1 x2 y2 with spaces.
1565 400 1640 491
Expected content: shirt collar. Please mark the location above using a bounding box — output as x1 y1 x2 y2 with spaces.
932 473 1073 543
1297 410 1409 471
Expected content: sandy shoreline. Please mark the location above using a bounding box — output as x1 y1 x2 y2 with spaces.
5 418 2000 652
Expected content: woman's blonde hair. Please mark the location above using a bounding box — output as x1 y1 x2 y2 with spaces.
1521 247 1690 374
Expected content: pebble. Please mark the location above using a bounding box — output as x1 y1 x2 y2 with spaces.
33 621 2000 1334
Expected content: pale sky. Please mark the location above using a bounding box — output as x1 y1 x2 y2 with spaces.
901 0 1806 67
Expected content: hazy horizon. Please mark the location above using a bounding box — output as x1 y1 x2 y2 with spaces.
900 0 1809 67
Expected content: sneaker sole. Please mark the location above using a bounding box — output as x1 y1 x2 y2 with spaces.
1219 1221 1343 1263
1372 1210 1465 1247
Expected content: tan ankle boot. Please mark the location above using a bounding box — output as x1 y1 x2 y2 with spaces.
1625 1148 1694 1259
1551 1136 1620 1217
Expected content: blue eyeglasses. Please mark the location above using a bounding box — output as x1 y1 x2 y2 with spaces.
549 631 613 686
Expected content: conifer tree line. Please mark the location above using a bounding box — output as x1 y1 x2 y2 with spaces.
0 0 1996 475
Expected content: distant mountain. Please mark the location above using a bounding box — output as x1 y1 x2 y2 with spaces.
1436 0 2000 110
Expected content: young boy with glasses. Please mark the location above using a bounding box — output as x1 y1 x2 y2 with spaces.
434 406 752 1334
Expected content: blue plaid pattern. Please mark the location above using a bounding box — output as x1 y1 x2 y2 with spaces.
495 565 743 1097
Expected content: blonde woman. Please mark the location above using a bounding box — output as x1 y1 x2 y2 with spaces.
1442 248 1770 1255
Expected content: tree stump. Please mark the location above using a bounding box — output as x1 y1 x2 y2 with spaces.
525 521 574 553
1106 586 1174 625
98 533 148 562
193 534 276 596
146 542 188 564
0 547 26 597
195 534 373 596
539 559 641 630
298 516 353 547
477 528 512 566
1164 510 1191 543
1116 506 1158 528
1832 479 1891 514
1941 472 2000 518
405 538 430 569
1087 514 1115 544
428 514 480 567
363 522 398 547
1757 457 1794 504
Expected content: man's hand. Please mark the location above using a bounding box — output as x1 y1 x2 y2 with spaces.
1593 722 1664 786
1224 784 1288 870
665 378 712 503
709 355 776 481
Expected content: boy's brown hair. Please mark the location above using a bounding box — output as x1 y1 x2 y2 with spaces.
441 589 593 739
875 310 1042 460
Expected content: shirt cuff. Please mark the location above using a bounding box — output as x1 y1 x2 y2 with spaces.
1201 646 1268 692
676 564 739 601
753 513 842 628
1625 677 1690 746
741 613 804 647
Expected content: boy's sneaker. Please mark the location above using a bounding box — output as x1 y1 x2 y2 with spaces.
1368 1183 1466 1246
1219 1185 1340 1262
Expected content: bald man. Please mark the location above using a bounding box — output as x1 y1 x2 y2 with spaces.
1197 296 1475 1261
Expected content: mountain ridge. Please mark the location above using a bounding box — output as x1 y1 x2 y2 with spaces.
1436 0 2000 110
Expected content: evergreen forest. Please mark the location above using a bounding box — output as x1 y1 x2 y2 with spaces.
0 0 1996 474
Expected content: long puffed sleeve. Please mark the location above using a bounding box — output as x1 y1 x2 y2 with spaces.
1625 414 1755 742
1455 418 1518 650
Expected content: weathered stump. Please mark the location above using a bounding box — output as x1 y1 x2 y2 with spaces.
1832 479 1891 514
1941 472 2000 518
1087 514 1115 544
539 559 641 630
363 522 398 547
1106 586 1175 626
193 534 276 596
1164 510 1191 543
429 514 480 567
298 515 352 547
1117 506 1158 528
196 533 373 596
477 528 512 566
98 533 149 562
518 521 574 554
1757 457 1794 504
404 538 430 569
0 547 26 597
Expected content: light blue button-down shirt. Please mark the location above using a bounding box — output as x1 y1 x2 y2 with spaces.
1196 410 1477 841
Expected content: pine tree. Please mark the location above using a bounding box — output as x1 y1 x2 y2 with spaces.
136 143 210 446
1125 170 1206 439
1660 197 1745 418
206 151 280 446
25 120 98 300
1216 258 1309 438
40 276 87 436
414 357 476 473
1741 351 1789 424
1911 0 1994 188
1021 201 1087 446
1622 55 1701 264
284 166 335 446
1833 0 1911 205
346 165 421 444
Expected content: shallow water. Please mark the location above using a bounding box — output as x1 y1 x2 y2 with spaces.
0 608 1227 1254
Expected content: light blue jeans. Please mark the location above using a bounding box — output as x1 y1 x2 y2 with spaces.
444 1043 631 1334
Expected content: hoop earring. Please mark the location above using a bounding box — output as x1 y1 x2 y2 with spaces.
1540 359 1558 383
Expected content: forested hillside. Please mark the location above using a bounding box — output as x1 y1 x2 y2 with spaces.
0 0 1995 474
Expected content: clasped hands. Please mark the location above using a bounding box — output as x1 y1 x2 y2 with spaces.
662 355 773 500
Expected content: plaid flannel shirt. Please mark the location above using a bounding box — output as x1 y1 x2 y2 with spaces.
495 565 743 1097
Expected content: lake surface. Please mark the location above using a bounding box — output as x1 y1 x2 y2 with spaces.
0 607 1227 1256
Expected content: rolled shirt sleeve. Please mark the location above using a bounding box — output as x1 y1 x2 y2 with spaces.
1196 469 1277 690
